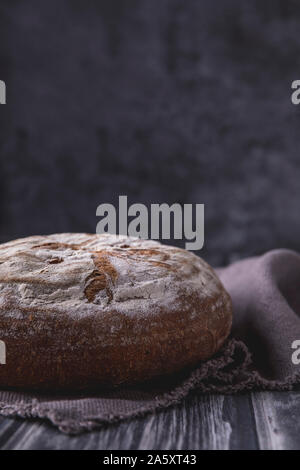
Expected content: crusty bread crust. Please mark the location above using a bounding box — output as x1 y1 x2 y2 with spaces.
0 234 232 390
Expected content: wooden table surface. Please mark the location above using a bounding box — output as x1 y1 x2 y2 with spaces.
0 391 299 450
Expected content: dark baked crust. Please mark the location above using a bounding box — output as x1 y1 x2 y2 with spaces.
0 234 232 390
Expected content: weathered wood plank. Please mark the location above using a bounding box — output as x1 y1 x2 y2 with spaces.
0 393 256 450
222 394 258 450
3 392 299 450
251 391 300 450
0 415 25 447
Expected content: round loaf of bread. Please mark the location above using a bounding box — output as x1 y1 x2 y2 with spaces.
0 233 232 391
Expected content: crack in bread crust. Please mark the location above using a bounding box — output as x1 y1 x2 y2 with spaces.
84 252 118 303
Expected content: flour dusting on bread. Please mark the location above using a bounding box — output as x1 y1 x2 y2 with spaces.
0 233 223 319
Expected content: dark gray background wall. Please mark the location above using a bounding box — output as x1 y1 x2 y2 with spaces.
0 0 300 266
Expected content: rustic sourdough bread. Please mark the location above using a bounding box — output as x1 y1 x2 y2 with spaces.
0 233 232 390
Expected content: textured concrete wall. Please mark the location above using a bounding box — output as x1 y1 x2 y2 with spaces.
0 0 300 265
